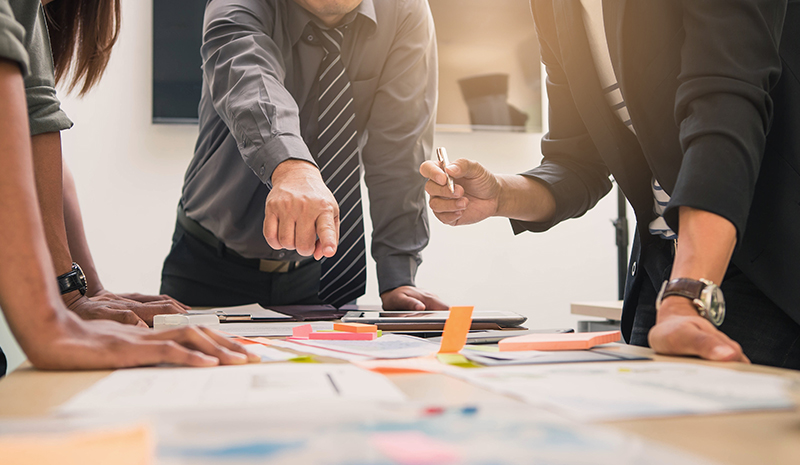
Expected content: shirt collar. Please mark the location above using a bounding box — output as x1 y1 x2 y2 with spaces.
289 0 377 46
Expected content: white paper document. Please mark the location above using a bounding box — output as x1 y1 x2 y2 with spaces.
244 344 297 362
450 361 793 421
460 348 647 366
58 364 405 415
286 334 440 359
188 303 292 320
269 340 372 362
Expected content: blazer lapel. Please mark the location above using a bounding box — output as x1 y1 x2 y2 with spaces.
552 0 610 143
603 0 626 93
552 0 628 162
552 0 654 233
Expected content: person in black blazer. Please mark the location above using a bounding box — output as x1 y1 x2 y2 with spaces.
421 0 800 368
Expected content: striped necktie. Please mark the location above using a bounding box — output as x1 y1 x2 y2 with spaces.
313 25 367 308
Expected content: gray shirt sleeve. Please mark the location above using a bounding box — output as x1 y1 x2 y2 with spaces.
24 7 72 136
362 0 437 293
0 0 28 75
201 1 316 187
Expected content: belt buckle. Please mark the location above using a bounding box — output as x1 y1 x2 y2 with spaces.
259 260 291 273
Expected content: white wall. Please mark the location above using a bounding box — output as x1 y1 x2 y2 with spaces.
0 0 626 373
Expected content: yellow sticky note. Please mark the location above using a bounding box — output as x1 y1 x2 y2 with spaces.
0 423 153 465
438 306 474 354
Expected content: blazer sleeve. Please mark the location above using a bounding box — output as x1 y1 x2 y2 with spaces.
511 5 612 235
665 0 787 241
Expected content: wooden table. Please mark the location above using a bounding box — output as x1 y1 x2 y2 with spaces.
1 345 799 465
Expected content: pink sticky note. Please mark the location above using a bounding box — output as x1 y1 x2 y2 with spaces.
371 431 461 465
292 324 313 339
498 330 621 351
308 331 377 341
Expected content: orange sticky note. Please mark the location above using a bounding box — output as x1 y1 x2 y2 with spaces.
333 322 378 333
438 306 473 354
308 331 377 341
498 330 621 351
292 324 313 339
0 423 153 465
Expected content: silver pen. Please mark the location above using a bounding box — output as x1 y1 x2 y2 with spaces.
435 147 455 194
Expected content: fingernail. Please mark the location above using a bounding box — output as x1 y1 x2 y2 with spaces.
710 346 736 360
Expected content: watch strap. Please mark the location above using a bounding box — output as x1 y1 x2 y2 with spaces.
661 278 707 301
56 263 87 295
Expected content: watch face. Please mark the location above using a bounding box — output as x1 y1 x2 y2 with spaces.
72 262 88 295
701 284 726 327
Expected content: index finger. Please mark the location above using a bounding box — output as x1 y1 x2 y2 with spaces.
263 211 281 250
314 209 338 260
198 327 262 363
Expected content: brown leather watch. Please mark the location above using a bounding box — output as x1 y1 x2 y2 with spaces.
655 278 726 326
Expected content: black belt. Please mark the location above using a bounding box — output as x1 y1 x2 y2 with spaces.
176 205 310 273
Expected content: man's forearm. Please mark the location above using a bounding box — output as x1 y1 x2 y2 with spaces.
649 206 747 362
669 207 736 286
496 174 557 223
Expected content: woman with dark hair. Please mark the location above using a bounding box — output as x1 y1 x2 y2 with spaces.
14 0 189 329
0 0 258 372
45 0 121 95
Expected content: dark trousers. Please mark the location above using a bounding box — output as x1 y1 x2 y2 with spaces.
160 222 326 308
627 238 800 370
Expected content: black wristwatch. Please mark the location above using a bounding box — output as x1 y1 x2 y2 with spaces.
655 277 725 326
57 262 88 296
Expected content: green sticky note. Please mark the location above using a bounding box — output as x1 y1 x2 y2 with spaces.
436 353 482 368
289 355 318 363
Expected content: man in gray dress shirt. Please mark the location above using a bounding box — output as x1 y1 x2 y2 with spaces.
161 0 447 310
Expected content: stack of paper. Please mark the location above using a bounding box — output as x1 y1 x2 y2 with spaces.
449 361 793 421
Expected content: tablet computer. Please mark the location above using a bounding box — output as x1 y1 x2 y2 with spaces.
340 310 527 328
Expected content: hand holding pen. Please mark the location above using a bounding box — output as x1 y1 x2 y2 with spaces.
419 148 504 226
